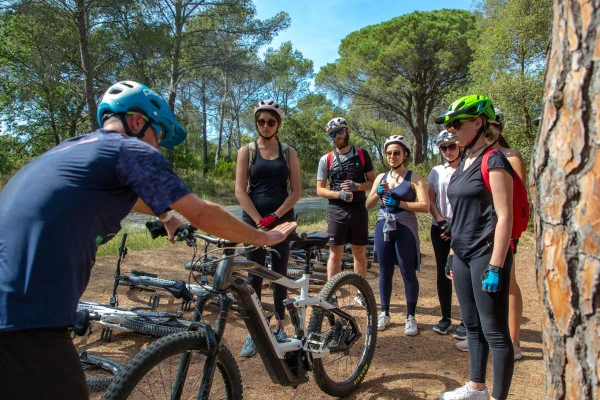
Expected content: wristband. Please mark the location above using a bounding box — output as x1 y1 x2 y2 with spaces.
158 211 173 223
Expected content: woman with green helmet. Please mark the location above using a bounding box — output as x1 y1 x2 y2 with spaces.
435 95 515 400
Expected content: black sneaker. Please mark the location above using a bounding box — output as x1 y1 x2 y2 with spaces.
432 319 452 335
453 322 467 340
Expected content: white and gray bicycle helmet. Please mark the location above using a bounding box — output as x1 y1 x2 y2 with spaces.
383 135 411 156
326 117 349 134
435 130 456 146
494 107 504 127
254 100 283 120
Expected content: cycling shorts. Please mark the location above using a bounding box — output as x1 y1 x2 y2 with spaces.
327 203 369 246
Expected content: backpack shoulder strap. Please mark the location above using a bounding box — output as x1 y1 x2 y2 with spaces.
280 142 289 167
356 147 365 166
480 147 498 192
246 141 257 193
327 151 334 170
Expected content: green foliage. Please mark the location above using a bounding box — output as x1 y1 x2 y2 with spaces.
96 229 173 258
316 9 477 164
468 0 552 167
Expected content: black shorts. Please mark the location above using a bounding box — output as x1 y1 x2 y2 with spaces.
0 327 88 400
327 203 369 246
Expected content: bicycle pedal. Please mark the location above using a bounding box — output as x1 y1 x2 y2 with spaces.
303 332 326 353
100 326 113 342
149 295 161 309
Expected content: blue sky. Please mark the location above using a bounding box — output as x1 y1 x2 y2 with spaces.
254 0 475 73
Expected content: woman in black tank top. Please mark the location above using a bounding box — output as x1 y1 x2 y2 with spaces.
234 100 302 357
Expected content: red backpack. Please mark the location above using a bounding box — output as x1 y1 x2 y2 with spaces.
326 147 365 170
481 148 530 240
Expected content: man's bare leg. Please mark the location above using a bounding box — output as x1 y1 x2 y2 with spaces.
351 244 367 278
327 244 345 279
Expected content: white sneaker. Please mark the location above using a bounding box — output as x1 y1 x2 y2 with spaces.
377 312 391 331
455 339 469 352
440 382 489 399
404 315 418 336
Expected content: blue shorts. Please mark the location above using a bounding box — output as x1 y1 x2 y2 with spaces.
327 203 369 246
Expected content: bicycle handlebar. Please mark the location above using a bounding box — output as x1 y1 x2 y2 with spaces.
145 220 307 248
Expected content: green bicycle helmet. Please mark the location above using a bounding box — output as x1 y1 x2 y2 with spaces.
97 81 187 148
434 95 496 125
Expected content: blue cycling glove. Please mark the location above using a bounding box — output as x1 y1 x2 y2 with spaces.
377 184 386 196
383 195 399 207
481 265 503 292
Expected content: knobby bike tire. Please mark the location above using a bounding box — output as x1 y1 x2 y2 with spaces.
121 315 191 337
307 271 377 397
80 351 123 392
102 331 242 400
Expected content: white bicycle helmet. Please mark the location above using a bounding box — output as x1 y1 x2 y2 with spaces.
435 130 456 146
326 117 349 134
383 135 411 155
254 100 283 119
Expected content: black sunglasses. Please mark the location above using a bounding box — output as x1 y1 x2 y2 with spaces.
329 128 346 138
257 119 277 127
445 120 463 131
440 144 457 152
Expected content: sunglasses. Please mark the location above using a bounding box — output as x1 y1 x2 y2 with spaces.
445 120 463 131
127 111 164 142
439 143 457 152
257 119 277 127
385 150 402 157
329 128 346 138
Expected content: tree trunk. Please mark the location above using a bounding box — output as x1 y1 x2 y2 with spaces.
531 1 600 399
202 83 208 175
74 1 98 132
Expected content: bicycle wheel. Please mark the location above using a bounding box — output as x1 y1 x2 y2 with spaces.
307 271 377 397
80 351 123 392
121 315 191 337
102 331 242 400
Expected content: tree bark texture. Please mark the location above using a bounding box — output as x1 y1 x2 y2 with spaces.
532 1 600 398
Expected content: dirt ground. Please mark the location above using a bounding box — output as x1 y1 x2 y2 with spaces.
77 233 545 399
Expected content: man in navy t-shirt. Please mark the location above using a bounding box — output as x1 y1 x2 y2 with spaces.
0 81 296 399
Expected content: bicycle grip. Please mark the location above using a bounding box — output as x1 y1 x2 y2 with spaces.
146 220 167 239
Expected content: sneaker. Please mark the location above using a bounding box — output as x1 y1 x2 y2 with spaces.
240 334 256 357
354 291 367 308
404 315 418 336
274 329 288 343
453 323 467 340
440 382 489 399
433 319 452 335
377 312 391 331
514 344 523 360
455 339 469 352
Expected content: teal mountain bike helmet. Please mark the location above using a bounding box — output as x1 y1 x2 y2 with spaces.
434 95 496 125
97 81 187 148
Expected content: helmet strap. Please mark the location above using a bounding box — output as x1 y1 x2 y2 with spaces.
118 114 149 139
259 132 277 141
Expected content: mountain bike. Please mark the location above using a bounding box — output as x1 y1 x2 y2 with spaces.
102 226 377 399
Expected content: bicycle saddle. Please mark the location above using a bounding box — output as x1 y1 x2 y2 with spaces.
290 231 329 251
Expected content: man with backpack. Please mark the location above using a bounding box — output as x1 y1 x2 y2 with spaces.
316 117 375 288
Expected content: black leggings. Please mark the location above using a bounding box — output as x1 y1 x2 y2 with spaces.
453 249 514 400
242 215 290 321
431 225 453 320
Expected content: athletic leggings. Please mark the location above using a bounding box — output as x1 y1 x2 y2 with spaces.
375 220 419 311
453 249 514 400
242 215 290 321
431 224 453 320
